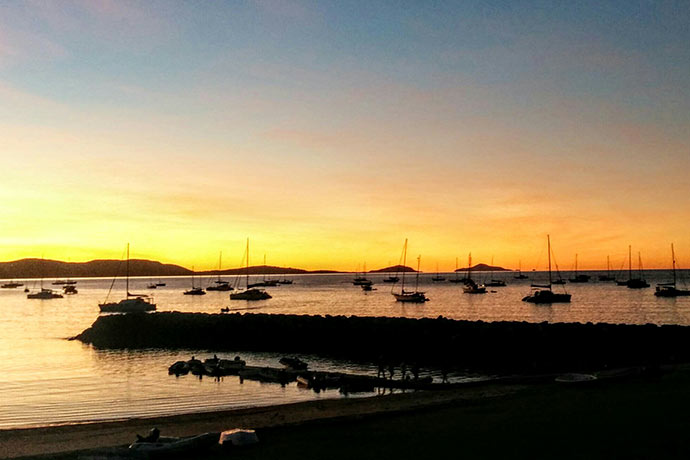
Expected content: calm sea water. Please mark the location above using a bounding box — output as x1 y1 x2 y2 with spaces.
1 270 689 429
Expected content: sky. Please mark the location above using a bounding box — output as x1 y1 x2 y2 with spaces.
1 0 689 271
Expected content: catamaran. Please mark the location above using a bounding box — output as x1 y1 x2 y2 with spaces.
522 235 571 304
655 243 690 297
230 239 272 301
99 244 156 313
392 239 428 303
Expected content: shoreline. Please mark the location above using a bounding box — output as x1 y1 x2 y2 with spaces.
0 382 524 459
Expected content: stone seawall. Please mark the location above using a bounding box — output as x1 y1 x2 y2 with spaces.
75 312 689 373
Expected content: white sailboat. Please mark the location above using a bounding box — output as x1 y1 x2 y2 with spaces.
99 244 156 313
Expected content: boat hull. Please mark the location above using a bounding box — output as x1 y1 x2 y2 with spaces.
393 292 428 303
522 290 571 304
230 289 272 301
99 298 156 313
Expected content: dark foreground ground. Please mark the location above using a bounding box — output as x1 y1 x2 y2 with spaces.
9 366 690 460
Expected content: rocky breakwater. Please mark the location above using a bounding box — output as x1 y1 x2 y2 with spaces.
74 312 690 374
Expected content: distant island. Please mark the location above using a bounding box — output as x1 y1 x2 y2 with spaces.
456 263 510 272
0 259 510 279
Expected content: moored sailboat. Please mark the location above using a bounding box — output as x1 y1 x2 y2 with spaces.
392 239 428 303
463 253 486 294
230 239 272 301
522 235 571 304
655 244 690 297
598 256 615 282
99 244 156 313
206 251 233 291
514 260 528 280
568 254 590 283
619 246 650 289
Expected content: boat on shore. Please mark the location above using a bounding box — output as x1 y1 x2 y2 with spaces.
655 244 690 297
522 235 571 304
99 244 156 313
392 239 428 303
230 239 272 301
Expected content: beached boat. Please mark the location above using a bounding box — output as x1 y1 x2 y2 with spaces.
99 244 156 313
230 239 271 301
568 254 591 283
130 431 220 455
463 253 486 294
392 239 429 303
655 244 690 297
522 235 571 304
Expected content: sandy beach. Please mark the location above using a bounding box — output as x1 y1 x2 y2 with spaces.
6 366 690 459
0 382 523 459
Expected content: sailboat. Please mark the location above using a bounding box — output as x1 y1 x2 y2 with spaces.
618 246 650 288
352 262 372 286
99 244 156 312
598 256 615 282
183 266 206 295
431 263 445 282
27 273 63 299
514 260 528 279
463 253 486 294
568 254 591 283
206 251 233 291
1 279 24 289
230 239 272 301
485 256 506 287
448 257 466 283
392 239 428 303
522 235 571 304
655 244 690 297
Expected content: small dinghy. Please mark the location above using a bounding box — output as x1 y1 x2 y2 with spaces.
554 373 598 384
130 429 220 456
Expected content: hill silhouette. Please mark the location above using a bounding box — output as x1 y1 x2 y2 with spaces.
456 263 509 272
369 265 416 273
0 259 339 279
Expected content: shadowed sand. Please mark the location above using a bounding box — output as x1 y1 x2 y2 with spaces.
6 367 690 459
0 383 522 459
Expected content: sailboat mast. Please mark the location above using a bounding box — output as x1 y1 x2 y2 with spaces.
575 253 578 275
401 239 408 292
126 243 130 296
547 235 552 286
607 255 611 277
415 256 421 292
246 239 249 289
672 243 677 286
218 251 222 282
467 253 472 280
628 245 632 280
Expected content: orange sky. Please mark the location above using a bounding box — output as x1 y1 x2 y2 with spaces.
1 2 689 272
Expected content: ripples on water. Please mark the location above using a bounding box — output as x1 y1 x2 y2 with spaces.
1 271 689 429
